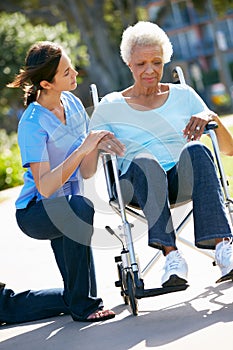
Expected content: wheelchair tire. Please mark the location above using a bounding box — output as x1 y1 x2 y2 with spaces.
117 263 129 305
126 271 138 316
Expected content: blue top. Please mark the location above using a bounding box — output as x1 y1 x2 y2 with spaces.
16 91 89 209
90 83 209 174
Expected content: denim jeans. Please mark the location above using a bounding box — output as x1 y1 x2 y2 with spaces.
16 195 103 321
0 287 69 324
119 142 232 252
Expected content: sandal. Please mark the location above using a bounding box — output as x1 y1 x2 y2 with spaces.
75 309 115 323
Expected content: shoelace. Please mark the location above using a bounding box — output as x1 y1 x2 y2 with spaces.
216 238 233 267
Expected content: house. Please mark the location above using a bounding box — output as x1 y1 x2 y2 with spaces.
145 0 233 112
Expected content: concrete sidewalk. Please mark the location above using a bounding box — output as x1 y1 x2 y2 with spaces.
1 181 233 350
1 114 233 350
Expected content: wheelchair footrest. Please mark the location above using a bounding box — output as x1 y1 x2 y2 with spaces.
135 284 189 299
216 269 233 283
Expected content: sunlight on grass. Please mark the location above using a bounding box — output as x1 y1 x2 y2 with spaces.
201 125 233 197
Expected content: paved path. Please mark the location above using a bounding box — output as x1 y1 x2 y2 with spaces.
0 115 233 349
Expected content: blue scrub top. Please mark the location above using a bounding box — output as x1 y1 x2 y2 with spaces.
16 91 89 209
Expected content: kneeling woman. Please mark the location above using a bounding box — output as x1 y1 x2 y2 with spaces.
7 41 124 323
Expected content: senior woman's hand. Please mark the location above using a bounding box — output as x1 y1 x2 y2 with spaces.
98 133 126 156
183 110 217 141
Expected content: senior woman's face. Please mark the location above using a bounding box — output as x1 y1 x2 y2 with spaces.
128 44 164 88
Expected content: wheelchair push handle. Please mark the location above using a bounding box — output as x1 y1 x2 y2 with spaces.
90 84 99 108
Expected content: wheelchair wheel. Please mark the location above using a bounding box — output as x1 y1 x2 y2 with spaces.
126 271 138 316
116 263 129 305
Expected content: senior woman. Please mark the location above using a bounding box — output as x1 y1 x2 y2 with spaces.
90 21 233 287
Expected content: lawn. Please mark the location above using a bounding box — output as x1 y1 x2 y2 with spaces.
201 124 233 198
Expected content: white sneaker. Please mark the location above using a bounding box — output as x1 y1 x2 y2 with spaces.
161 250 188 287
215 238 233 282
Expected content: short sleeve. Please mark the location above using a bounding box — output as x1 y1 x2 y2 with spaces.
18 119 49 168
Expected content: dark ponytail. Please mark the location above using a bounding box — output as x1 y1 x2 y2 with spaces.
7 41 62 106
24 85 39 106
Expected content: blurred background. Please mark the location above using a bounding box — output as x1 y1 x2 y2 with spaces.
0 0 233 192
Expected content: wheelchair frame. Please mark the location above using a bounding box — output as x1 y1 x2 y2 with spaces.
90 67 233 315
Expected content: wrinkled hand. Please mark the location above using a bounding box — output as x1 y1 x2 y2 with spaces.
97 133 126 156
183 110 217 141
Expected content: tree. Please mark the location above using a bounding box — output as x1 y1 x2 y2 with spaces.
0 11 87 132
0 0 147 97
0 0 231 114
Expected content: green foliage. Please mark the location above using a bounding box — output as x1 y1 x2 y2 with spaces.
0 11 89 132
0 129 24 190
192 0 233 14
202 124 233 197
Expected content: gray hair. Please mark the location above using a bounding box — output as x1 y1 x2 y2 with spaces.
120 21 173 65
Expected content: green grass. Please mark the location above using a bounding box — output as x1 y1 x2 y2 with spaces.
202 125 233 197
0 129 24 191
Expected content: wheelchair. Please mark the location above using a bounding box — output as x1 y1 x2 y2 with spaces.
90 66 233 316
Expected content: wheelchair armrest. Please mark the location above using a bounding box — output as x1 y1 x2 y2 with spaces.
204 121 218 134
101 152 116 201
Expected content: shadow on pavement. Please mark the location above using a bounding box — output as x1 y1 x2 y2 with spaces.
1 282 233 350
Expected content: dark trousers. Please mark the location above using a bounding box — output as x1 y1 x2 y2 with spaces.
0 287 69 324
119 142 231 251
16 195 103 321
